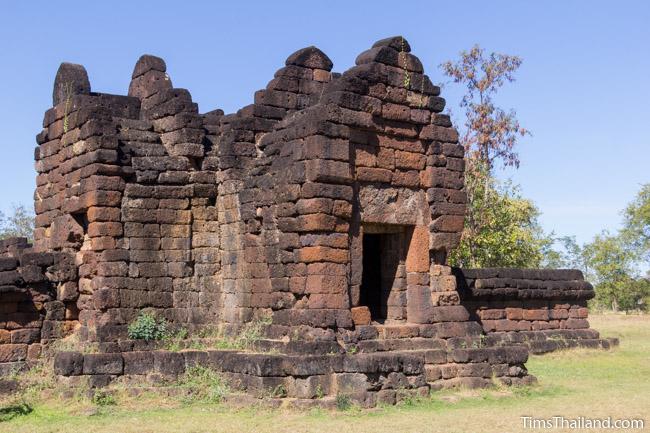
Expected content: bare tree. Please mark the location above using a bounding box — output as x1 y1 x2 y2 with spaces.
441 45 530 174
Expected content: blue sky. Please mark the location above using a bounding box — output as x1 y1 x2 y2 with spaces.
1 0 648 245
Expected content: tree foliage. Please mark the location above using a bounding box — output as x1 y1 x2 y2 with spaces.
440 45 530 171
0 204 35 241
541 235 585 270
621 183 650 264
442 45 547 268
441 45 647 311
543 185 650 312
449 162 551 268
578 232 649 312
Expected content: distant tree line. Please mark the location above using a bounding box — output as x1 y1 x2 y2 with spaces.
0 204 34 241
543 186 650 312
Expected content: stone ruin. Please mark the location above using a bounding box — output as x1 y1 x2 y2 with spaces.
0 36 617 406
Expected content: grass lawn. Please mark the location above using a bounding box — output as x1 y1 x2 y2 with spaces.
1 313 648 433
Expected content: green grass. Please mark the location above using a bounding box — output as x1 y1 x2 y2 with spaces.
1 314 648 433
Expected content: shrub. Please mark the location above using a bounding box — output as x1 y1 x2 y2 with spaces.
127 312 168 341
92 390 116 406
270 384 287 398
0 402 32 422
335 393 352 411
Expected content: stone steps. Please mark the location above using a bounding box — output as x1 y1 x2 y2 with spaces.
354 322 484 341
356 337 448 352
253 339 344 355
528 337 618 354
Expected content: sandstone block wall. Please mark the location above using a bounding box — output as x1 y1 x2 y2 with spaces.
454 268 616 352
0 238 76 373
30 36 470 343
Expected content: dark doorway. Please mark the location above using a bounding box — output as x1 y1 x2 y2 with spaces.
361 233 385 321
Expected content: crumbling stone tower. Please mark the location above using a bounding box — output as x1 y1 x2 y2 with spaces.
0 36 615 405
33 36 469 343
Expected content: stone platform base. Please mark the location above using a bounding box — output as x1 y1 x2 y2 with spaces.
46 318 620 407
53 340 534 407
483 329 619 354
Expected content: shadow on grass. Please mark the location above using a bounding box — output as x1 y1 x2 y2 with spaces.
0 402 33 422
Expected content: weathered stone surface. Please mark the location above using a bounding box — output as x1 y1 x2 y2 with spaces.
54 351 84 376
351 306 371 325
132 54 167 78
285 46 333 71
123 351 154 374
53 63 90 105
83 353 123 375
153 351 185 376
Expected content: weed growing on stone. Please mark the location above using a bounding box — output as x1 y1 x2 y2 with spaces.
175 366 229 404
335 393 352 411
346 345 358 354
165 328 189 352
235 316 272 350
270 384 287 398
91 390 116 407
128 311 169 341
48 334 98 354
61 82 73 134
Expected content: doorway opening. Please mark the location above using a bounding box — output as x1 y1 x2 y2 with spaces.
360 226 408 322
361 233 384 321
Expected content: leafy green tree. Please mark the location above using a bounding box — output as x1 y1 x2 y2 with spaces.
542 235 585 269
582 232 649 311
621 183 650 264
0 204 35 241
542 184 650 312
448 163 551 268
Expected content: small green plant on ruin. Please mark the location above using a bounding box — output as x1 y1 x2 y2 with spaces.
176 366 229 404
346 345 358 354
187 339 208 350
400 37 411 89
91 390 117 407
6 365 22 381
335 393 352 411
62 81 74 134
196 325 220 339
270 384 287 398
128 313 271 351
210 315 273 351
396 388 421 407
472 334 488 348
490 372 509 391
128 311 169 341
290 328 302 342
235 315 272 350
315 384 325 399
165 328 189 352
